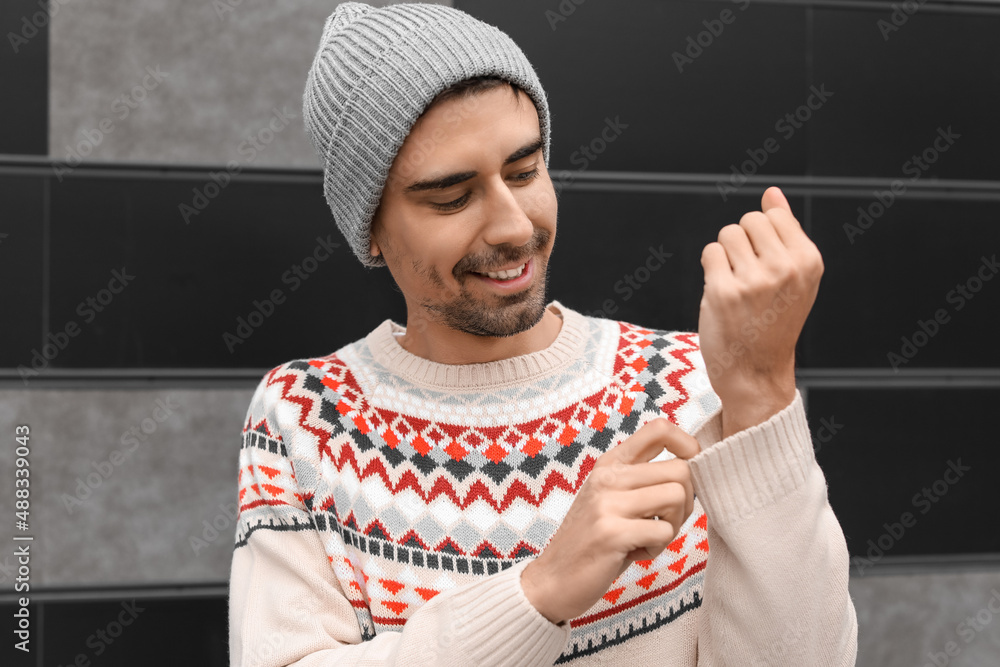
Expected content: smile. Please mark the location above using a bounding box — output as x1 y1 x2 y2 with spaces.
477 263 526 280
471 258 534 289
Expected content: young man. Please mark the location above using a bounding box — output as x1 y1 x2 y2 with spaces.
228 3 858 665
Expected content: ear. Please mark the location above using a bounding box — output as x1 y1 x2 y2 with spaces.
369 216 382 258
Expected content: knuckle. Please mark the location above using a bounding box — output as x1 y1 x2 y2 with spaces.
593 516 613 539
809 247 825 275
738 211 768 228
718 223 743 242
769 257 797 282
665 483 687 506
715 286 743 307
647 417 673 438
589 469 612 490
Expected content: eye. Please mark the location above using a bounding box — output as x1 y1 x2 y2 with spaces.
429 192 471 211
428 168 540 212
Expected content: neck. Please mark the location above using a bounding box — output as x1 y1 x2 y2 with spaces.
396 303 564 366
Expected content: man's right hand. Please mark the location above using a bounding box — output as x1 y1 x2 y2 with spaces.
520 417 701 626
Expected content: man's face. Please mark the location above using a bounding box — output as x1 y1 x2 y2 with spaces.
370 85 557 338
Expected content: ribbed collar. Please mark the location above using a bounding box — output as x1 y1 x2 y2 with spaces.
365 300 589 390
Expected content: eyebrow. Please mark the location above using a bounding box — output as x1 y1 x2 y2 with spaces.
402 137 544 193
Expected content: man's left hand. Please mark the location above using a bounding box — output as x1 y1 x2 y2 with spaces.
698 186 825 439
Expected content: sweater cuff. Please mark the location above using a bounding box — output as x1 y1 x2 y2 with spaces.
688 389 817 527
451 558 571 665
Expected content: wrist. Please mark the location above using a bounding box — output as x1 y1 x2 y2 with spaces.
521 560 566 626
719 377 797 440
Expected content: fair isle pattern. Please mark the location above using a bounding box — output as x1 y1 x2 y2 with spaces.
234 311 722 662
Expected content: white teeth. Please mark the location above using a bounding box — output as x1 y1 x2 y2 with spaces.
483 263 525 280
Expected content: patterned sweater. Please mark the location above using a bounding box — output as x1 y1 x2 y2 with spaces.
228 300 858 666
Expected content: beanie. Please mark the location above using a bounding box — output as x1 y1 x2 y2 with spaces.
302 2 552 268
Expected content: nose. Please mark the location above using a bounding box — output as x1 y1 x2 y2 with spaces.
479 175 535 249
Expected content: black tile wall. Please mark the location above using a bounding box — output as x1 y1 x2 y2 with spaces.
0 176 45 370
0 597 228 667
0 0 48 155
458 1 1000 182
41 175 406 369
810 8 1000 181
459 0 812 176
804 196 1000 369
808 388 1000 559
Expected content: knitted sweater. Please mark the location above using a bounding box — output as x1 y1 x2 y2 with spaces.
228 300 858 666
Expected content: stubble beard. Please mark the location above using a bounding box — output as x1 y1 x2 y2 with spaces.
425 227 553 338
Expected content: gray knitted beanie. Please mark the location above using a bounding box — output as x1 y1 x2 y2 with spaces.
303 2 552 268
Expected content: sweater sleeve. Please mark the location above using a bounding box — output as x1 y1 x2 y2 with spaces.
228 369 572 667
686 388 858 666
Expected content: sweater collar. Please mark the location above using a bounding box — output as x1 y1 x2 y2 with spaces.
365 300 589 390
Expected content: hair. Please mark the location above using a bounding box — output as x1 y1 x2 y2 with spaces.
430 75 526 109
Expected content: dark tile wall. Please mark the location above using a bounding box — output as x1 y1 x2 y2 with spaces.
43 175 404 370
3 597 228 667
808 388 1000 559
0 0 48 155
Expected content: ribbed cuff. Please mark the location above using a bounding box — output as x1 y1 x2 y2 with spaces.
451 559 571 666
688 389 817 527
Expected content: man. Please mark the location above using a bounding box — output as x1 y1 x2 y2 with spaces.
228 3 858 665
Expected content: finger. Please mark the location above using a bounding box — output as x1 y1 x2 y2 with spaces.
739 211 787 261
627 480 693 528
607 417 696 466
716 224 760 278
761 185 791 214
700 241 736 289
614 458 692 491
659 421 701 461
649 464 694 520
620 517 679 562
610 463 694 523
762 201 816 255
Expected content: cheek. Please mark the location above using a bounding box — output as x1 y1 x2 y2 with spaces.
524 177 558 223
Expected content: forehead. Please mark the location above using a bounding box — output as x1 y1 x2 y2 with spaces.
400 86 538 157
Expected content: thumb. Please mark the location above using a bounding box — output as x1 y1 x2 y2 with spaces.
762 185 791 214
